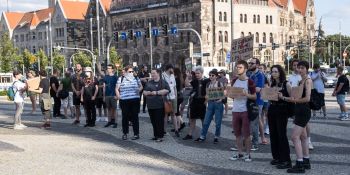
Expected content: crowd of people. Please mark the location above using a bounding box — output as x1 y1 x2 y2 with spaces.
9 57 350 174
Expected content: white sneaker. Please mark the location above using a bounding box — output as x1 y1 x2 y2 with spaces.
308 142 314 150
96 117 101 122
340 117 350 121
19 124 28 128
102 117 108 122
229 154 243 161
230 147 238 151
243 154 252 162
13 124 24 130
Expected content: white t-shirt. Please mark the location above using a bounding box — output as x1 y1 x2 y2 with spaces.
232 79 248 112
162 73 176 100
13 81 25 103
288 72 302 87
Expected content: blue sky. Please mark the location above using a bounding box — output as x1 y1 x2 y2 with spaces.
0 0 349 36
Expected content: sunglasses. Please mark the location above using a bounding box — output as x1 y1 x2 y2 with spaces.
128 71 134 73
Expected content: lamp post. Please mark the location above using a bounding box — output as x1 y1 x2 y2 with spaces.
178 28 203 66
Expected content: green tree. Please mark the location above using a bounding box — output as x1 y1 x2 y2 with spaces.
72 51 92 67
0 32 20 72
109 47 123 71
35 49 49 71
53 51 65 71
21 49 34 71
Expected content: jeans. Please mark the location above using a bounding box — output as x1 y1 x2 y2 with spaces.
14 102 24 125
251 105 263 146
200 101 224 138
120 98 140 135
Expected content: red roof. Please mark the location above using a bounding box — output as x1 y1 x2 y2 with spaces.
293 0 308 16
100 0 112 13
272 0 288 8
3 12 24 30
17 8 54 28
59 0 88 20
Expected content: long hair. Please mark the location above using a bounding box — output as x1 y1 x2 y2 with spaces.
270 65 286 87
174 68 184 90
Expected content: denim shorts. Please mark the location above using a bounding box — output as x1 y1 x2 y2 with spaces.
337 94 346 106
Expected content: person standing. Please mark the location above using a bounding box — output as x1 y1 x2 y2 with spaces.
58 71 73 119
288 59 302 87
284 61 312 173
12 70 28 130
268 65 292 169
332 66 350 121
116 66 143 140
50 69 61 117
103 64 119 127
162 64 179 137
96 74 107 122
218 69 229 115
32 70 52 129
81 77 98 127
174 68 186 132
247 58 267 150
195 70 225 144
71 64 85 125
258 64 270 135
229 60 256 162
183 66 210 140
27 71 37 114
309 64 327 118
143 68 171 142
138 65 150 113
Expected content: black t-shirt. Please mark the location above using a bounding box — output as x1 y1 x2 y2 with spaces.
83 83 97 101
50 76 59 96
138 71 150 86
336 75 349 95
39 78 50 94
97 78 104 98
144 80 171 109
71 73 85 91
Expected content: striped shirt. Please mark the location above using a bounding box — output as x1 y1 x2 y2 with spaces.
117 76 141 100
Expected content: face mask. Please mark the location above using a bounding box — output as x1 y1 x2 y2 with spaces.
126 73 134 78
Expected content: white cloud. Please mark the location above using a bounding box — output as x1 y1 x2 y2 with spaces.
0 0 47 13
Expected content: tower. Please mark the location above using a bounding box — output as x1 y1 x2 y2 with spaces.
48 0 56 7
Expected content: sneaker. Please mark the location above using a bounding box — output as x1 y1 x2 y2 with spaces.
156 138 163 142
178 123 186 132
250 145 259 151
19 124 28 128
213 138 219 144
113 123 118 128
243 154 252 162
104 122 113 127
131 135 140 140
13 124 24 130
194 137 205 142
183 135 193 140
302 158 311 170
340 117 350 121
96 117 101 122
72 120 80 125
40 123 51 129
122 134 127 140
175 131 180 137
308 142 314 150
229 154 243 161
287 161 305 173
84 124 89 127
230 147 238 151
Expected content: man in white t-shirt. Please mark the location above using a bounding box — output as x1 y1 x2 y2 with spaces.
162 64 179 137
12 70 28 130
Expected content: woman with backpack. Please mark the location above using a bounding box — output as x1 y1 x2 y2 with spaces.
11 70 28 130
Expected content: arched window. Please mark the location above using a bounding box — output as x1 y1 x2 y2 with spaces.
253 15 256 23
269 33 273 43
254 49 261 58
266 15 269 24
255 32 259 43
224 31 228 42
241 32 244 38
257 15 260 23
263 32 266 43
240 14 243 23
219 12 222 21
248 32 252 36
218 50 226 67
219 31 223 42
244 14 247 23
264 49 272 64
224 12 227 21
270 15 273 24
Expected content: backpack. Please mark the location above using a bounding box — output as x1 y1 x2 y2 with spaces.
309 89 322 110
7 81 18 101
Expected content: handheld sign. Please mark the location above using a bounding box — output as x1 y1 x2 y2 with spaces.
261 87 279 101
27 77 41 92
206 87 225 100
226 86 244 99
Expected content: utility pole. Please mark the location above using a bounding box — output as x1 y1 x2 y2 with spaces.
149 22 153 69
49 13 53 75
339 20 344 66
333 42 335 64
96 0 101 64
90 18 93 52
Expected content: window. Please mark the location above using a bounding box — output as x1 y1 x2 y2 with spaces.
240 14 243 23
224 12 227 21
180 32 184 42
270 16 273 24
263 32 266 43
219 12 222 21
33 46 36 53
254 50 261 58
253 15 256 23
241 32 244 38
143 37 147 47
14 35 19 42
38 32 42 40
264 50 271 64
219 31 223 42
269 33 273 43
224 31 228 42
218 50 225 67
266 15 269 24
32 32 36 40
154 36 158 46
244 14 247 23
257 15 260 23
191 12 195 21
248 32 252 36
255 32 259 43
187 32 191 42
185 13 189 22
20 34 24 42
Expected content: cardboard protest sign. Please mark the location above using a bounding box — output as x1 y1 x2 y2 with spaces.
291 86 303 99
261 87 279 101
206 87 225 100
27 77 40 92
226 86 244 98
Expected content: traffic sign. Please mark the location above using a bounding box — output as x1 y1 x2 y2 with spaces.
121 32 127 40
171 27 177 34
226 52 231 62
135 31 142 38
152 29 159 36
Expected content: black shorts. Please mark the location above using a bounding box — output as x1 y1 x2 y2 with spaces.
95 98 106 109
294 103 311 127
73 95 81 106
319 93 325 107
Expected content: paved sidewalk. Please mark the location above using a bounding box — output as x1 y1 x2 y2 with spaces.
0 98 350 175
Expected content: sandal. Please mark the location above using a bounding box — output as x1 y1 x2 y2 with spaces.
261 140 269 145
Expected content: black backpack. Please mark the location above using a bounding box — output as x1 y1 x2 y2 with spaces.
309 89 322 110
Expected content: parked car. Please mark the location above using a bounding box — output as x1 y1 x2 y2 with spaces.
321 68 337 88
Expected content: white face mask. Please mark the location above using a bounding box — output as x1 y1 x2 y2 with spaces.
126 73 133 78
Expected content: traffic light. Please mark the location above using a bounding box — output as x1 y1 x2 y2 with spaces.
258 44 266 51
144 27 150 38
128 30 134 40
285 42 293 50
113 31 119 42
161 24 168 36
272 43 279 50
